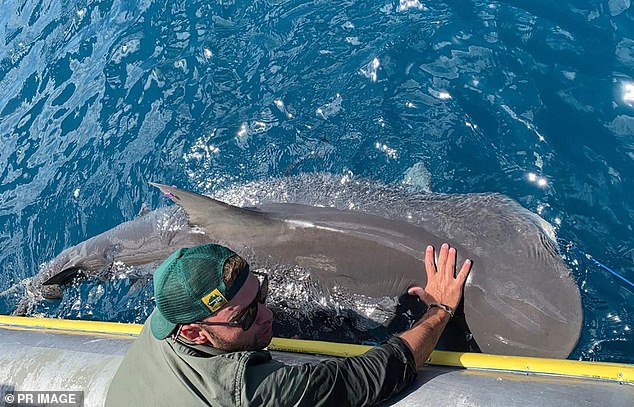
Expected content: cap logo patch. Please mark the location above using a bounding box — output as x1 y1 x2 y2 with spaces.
201 288 228 313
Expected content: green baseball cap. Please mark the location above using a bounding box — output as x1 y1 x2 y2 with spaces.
150 243 249 340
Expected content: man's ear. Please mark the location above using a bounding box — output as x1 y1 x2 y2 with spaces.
179 324 209 344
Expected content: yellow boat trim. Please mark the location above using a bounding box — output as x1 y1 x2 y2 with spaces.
1 315 632 383
0 315 142 336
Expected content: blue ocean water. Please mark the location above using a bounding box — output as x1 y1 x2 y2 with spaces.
0 0 633 363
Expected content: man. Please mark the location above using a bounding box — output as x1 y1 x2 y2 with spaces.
106 242 471 406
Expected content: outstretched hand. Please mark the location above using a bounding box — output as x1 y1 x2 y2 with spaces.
408 243 471 310
399 243 472 369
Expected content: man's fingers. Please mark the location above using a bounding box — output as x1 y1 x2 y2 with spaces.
424 245 436 277
457 259 472 282
437 243 449 268
445 247 457 276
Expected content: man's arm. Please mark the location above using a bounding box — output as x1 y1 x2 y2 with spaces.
400 243 471 368
247 336 417 407
399 306 450 368
246 243 470 406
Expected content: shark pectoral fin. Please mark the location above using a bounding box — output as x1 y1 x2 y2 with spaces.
149 182 274 228
42 267 86 286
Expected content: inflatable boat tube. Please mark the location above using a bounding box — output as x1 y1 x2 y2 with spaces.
0 316 632 406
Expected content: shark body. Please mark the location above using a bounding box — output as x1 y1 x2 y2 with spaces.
16 176 582 358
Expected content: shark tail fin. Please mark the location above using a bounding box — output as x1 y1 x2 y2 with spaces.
149 182 273 228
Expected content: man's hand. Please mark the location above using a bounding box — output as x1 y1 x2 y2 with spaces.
399 243 472 369
407 243 471 310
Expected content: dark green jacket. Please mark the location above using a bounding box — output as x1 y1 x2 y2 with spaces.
106 314 416 406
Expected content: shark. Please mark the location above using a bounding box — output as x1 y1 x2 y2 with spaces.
13 175 582 358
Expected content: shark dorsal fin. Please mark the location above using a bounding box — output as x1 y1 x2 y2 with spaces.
149 182 274 229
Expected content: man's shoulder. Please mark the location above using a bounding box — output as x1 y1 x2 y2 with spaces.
218 348 273 365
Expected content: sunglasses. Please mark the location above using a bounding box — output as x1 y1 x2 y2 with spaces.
196 271 268 332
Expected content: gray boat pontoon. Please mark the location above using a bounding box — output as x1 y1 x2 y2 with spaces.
0 316 632 406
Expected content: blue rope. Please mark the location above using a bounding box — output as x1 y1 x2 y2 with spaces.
567 243 634 290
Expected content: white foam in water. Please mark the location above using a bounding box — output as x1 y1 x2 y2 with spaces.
402 162 432 192
397 0 427 12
